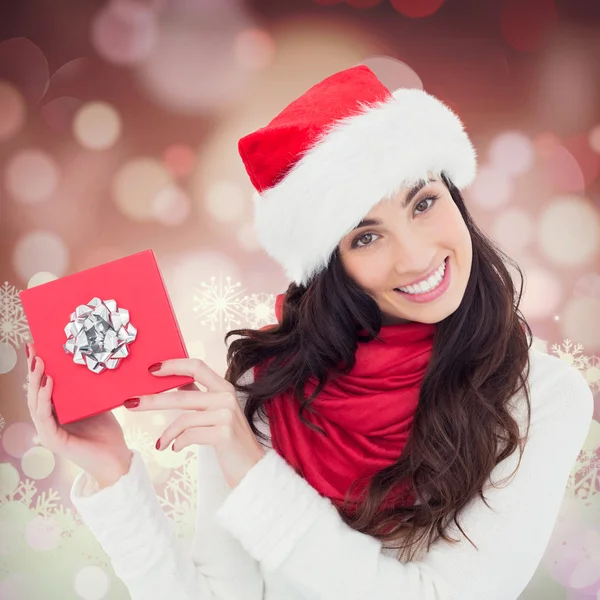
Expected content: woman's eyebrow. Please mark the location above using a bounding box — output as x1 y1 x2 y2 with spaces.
352 178 434 231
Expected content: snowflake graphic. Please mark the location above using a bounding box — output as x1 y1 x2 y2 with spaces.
567 448 600 503
0 281 31 348
192 274 276 333
551 339 600 393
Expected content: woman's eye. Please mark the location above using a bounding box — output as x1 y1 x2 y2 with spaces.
414 195 439 214
354 233 377 248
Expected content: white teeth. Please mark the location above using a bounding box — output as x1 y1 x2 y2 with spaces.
397 259 446 294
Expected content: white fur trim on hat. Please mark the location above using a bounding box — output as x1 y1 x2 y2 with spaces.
252 88 478 286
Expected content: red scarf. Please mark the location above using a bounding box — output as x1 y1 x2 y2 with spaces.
256 294 435 515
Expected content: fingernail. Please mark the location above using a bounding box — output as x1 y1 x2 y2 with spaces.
31 357 37 372
25 344 30 359
124 398 140 408
148 363 162 373
155 438 161 450
41 374 47 387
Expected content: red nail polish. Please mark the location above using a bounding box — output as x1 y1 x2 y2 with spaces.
25 344 30 359
148 363 162 373
124 398 140 408
156 438 161 450
41 374 47 387
31 357 36 372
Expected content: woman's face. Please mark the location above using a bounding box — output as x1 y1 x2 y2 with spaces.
338 177 473 325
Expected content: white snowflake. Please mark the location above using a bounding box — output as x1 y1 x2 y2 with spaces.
551 339 599 392
192 274 276 333
0 281 31 348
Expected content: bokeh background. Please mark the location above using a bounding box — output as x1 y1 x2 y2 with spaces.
1 0 599 597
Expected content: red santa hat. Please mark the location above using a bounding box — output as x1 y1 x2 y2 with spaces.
238 64 478 287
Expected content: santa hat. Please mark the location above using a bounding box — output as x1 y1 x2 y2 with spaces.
238 64 478 287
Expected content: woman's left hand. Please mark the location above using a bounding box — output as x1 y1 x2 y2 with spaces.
123 358 266 489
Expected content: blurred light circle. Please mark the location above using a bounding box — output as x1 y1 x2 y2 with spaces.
0 342 17 375
136 22 252 114
27 271 58 288
533 131 561 158
500 0 558 52
4 149 60 204
163 144 196 176
520 266 562 319
466 165 513 210
1 422 38 457
91 0 159 66
563 133 600 187
537 195 600 267
561 296 600 352
0 81 26 141
73 566 111 600
13 230 69 281
0 37 49 103
237 221 261 251
21 446 56 480
574 272 600 300
41 97 82 132
390 0 446 18
542 143 585 193
590 125 600 154
113 157 173 221
151 184 192 226
25 515 62 552
73 102 122 150
491 208 534 253
360 56 422 90
488 131 535 176
205 181 246 223
234 29 276 72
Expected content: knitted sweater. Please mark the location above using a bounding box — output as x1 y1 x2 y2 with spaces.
70 348 594 600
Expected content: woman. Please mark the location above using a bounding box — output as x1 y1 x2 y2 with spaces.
26 65 593 600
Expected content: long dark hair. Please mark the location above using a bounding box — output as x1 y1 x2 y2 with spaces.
224 172 533 562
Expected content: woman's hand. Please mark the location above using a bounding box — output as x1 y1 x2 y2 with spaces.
123 358 265 489
25 342 133 487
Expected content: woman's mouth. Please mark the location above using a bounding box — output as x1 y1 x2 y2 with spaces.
393 257 451 304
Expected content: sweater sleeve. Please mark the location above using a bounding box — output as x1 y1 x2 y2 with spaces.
70 441 264 599
214 358 594 600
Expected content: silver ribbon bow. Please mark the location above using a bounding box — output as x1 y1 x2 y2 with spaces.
63 297 137 373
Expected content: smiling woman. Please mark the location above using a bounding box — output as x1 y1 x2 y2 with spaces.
64 64 593 600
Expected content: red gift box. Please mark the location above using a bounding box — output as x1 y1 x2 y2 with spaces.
19 249 195 425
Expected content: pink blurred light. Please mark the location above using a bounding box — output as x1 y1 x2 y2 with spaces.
151 184 192 225
41 97 83 132
590 125 600 154
360 56 422 90
0 81 26 142
137 23 251 114
563 134 600 187
44 57 91 102
4 149 60 204
163 144 196 176
233 29 276 71
542 144 585 193
500 0 559 52
91 0 159 66
390 0 446 18
488 131 535 176
0 37 49 103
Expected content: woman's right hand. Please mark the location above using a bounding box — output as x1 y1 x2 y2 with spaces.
26 342 133 487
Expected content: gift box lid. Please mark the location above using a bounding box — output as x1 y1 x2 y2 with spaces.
19 249 194 424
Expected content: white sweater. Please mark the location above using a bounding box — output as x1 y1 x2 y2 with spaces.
70 348 594 600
